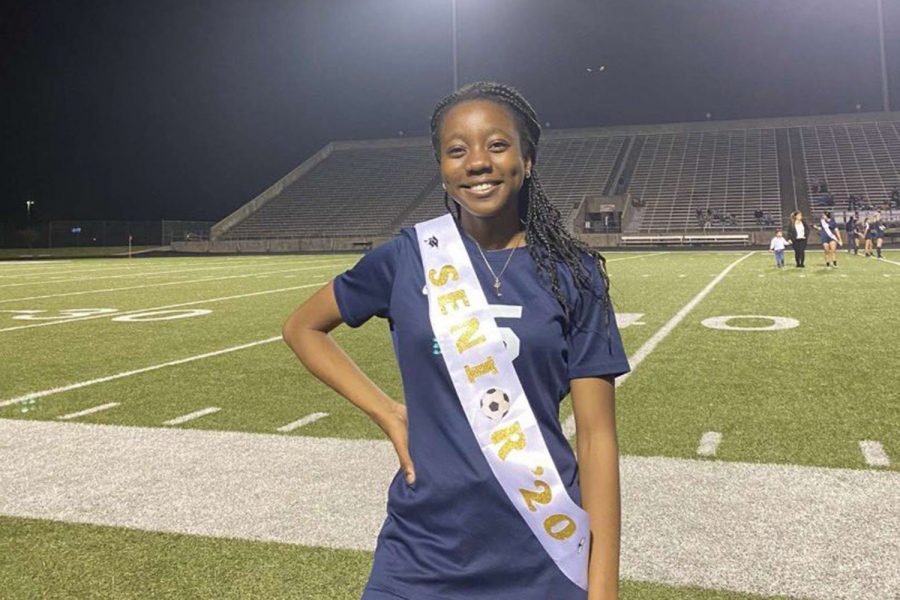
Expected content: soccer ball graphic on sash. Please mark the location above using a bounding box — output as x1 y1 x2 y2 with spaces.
480 388 510 421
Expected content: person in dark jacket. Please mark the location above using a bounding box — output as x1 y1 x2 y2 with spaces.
786 211 809 268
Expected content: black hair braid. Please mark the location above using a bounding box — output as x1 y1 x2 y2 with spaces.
431 81 613 349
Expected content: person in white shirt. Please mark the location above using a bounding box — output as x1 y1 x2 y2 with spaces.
786 211 809 268
769 229 789 268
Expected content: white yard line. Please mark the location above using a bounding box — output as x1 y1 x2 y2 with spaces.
0 337 282 407
605 252 669 263
57 402 120 420
850 253 900 268
0 257 341 289
859 440 890 467
563 252 755 439
0 262 348 304
0 282 324 334
276 412 330 433
0 256 300 279
1 419 897 600
0 258 269 280
163 407 221 426
697 431 723 457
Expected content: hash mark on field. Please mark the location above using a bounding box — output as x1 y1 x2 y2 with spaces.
57 402 120 420
163 407 221 426
859 440 890 467
277 412 329 433
697 432 723 457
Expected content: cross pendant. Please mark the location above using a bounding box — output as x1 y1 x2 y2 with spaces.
493 279 502 296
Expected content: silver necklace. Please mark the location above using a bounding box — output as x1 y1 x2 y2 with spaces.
468 233 523 297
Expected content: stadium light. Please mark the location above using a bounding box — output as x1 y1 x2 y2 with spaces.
876 0 890 111
25 200 34 220
451 0 458 90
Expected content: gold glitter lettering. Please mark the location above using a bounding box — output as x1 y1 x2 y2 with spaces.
428 265 459 287
438 290 469 315
464 355 497 383
519 480 552 512
544 514 577 540
450 318 486 354
490 419 526 460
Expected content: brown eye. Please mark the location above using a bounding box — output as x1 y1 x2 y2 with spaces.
489 141 509 151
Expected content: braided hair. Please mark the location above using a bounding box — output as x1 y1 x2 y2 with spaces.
429 81 612 347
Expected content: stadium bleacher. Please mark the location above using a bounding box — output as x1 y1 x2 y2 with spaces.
629 129 781 232
797 121 900 211
220 146 436 239
203 111 900 248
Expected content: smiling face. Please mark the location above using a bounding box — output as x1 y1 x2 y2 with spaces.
437 99 532 222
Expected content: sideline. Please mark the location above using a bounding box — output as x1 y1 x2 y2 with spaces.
1 418 896 600
563 252 755 438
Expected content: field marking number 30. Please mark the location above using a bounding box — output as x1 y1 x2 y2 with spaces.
1 308 211 322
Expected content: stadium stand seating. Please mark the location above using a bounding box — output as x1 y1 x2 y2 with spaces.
220 146 436 239
797 121 900 210
205 112 900 247
628 129 781 232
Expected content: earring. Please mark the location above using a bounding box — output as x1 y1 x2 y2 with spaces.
525 171 531 179
441 182 447 191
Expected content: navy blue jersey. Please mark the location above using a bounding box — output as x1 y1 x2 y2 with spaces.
333 222 630 600
820 219 839 244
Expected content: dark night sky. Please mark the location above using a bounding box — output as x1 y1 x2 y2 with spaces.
2 0 898 224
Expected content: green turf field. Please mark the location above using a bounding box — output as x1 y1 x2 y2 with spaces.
1 249 897 599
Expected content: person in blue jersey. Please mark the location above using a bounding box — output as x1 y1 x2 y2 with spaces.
864 211 886 259
816 210 842 268
282 81 630 600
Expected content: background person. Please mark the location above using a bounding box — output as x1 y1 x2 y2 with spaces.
817 210 842 268
786 211 809 268
769 228 788 268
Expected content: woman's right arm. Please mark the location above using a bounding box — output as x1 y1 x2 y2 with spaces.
281 281 416 484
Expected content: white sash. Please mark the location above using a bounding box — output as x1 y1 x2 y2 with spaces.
415 214 590 590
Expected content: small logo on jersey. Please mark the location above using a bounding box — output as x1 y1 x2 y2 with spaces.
431 337 441 355
425 235 439 248
480 388 510 421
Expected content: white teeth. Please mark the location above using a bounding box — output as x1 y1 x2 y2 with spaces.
470 183 496 191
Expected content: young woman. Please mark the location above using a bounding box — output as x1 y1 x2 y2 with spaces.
786 211 809 268
282 82 630 600
817 210 842 267
865 212 886 259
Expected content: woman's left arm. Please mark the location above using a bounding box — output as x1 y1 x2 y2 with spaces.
571 376 620 600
